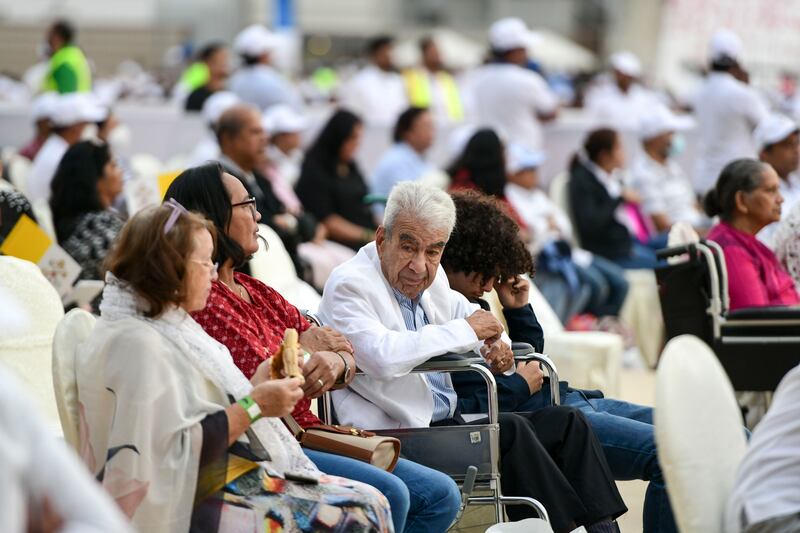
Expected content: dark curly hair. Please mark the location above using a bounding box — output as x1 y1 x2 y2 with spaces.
442 190 534 282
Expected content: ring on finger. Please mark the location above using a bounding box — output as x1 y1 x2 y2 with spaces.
317 378 324 389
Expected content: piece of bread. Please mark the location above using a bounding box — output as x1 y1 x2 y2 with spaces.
271 328 304 382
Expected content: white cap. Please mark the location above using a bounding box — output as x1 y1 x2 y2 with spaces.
639 106 695 141
262 104 308 135
233 24 276 57
709 29 742 62
50 93 108 127
506 143 547 174
202 91 241 125
609 51 642 77
489 17 539 53
753 113 799 151
31 92 59 122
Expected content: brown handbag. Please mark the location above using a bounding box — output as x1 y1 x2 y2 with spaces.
284 415 401 472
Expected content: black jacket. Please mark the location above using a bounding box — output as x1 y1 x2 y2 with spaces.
568 161 631 260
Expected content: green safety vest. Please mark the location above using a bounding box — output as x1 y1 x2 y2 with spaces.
403 68 464 120
43 45 91 94
180 62 210 91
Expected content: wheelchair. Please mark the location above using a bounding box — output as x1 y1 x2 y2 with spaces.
304 309 560 526
656 240 800 391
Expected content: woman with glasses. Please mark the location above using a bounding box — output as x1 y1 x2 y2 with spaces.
50 140 124 281
166 162 462 533
78 201 392 532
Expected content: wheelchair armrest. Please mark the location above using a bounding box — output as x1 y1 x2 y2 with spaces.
725 306 800 321
412 352 482 372
511 343 560 406
656 243 696 260
299 310 323 327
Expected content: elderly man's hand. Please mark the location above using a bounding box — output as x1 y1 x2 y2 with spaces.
481 341 515 374
299 326 353 354
301 351 348 399
516 361 544 394
466 310 504 343
495 276 530 310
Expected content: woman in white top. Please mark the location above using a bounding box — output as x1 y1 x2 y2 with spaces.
77 202 392 532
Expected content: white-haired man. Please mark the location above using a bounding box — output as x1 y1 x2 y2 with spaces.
319 182 627 533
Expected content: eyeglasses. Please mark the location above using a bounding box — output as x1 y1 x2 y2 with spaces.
232 196 258 220
190 260 219 275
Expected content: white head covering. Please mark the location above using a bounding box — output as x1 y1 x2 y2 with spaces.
506 143 547 174
753 113 799 151
489 17 540 52
610 51 642 77
31 92 59 122
262 104 308 135
50 93 108 127
233 24 276 57
709 29 743 62
639 105 695 141
201 91 241 125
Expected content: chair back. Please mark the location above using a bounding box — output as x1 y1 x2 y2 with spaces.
249 224 321 311
526 277 565 334
0 256 64 432
655 334 746 533
31 198 57 241
52 309 96 449
548 172 580 247
8 154 32 195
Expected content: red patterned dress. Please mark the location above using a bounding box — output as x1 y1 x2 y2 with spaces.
192 272 321 427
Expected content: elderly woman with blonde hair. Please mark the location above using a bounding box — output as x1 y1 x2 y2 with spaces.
76 201 393 532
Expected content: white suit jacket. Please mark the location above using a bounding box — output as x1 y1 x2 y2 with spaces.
318 242 483 429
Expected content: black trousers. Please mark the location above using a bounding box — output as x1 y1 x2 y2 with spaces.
450 407 627 532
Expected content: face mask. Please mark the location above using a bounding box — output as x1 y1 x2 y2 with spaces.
668 134 686 158
107 124 132 155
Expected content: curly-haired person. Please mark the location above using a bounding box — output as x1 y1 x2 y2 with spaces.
442 190 677 533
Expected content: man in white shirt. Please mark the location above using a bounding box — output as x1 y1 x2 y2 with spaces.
0 363 132 533
726 363 800 533
187 90 240 166
318 181 627 531
467 18 558 151
692 29 768 195
339 36 407 128
27 92 106 204
584 51 663 132
229 25 303 112
264 103 308 188
630 105 708 232
754 113 800 246
370 107 435 207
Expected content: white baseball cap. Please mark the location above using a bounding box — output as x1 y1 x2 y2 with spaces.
609 51 642 78
754 113 799 151
50 93 108 127
31 92 60 122
709 29 742 62
233 24 276 57
639 106 695 141
489 17 540 53
506 143 547 174
262 104 308 135
201 91 241 125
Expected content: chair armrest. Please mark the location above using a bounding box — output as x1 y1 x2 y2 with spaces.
411 352 483 371
511 343 561 406
725 306 800 321
300 310 323 327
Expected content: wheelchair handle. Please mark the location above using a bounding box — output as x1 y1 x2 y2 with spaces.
656 243 696 260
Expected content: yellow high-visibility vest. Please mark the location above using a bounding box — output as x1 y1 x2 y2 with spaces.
43 45 91 94
403 68 464 120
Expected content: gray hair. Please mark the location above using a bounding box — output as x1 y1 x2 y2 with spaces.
383 182 456 238
703 158 769 221
216 103 259 145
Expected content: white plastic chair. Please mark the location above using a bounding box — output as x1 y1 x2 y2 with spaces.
31 198 57 241
0 256 65 434
485 281 623 395
129 153 164 181
620 269 665 368
655 335 747 533
52 309 96 450
548 172 579 247
249 224 322 312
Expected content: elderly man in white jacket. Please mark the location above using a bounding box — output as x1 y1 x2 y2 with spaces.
318 182 627 533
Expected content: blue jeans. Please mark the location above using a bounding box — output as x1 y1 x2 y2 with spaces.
576 256 629 317
562 391 677 533
614 235 669 270
304 449 460 533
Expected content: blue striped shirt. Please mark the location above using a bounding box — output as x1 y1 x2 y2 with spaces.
392 288 457 422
